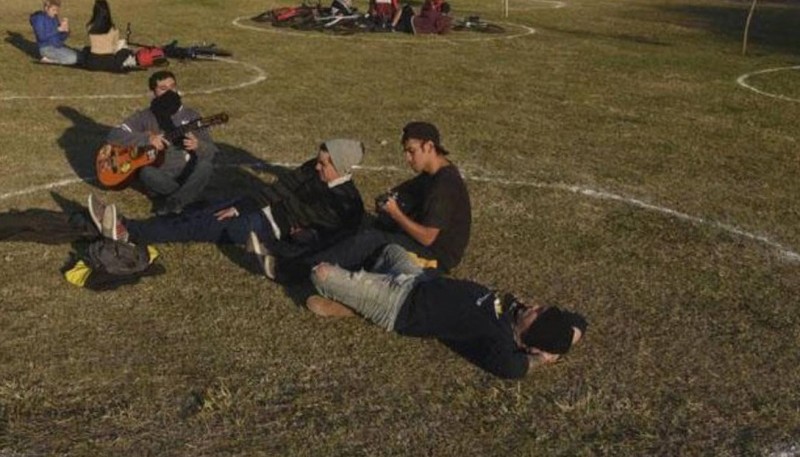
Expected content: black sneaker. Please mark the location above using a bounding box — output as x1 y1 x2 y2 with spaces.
153 199 183 216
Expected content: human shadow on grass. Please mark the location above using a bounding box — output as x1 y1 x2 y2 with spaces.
5 31 39 59
656 2 800 54
56 106 112 188
538 26 670 47
0 191 96 246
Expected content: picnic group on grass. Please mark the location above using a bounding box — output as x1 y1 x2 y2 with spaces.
7 0 588 379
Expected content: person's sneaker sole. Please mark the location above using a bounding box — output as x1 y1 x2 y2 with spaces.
87 193 105 233
101 204 129 243
246 231 276 280
101 203 118 240
306 295 356 318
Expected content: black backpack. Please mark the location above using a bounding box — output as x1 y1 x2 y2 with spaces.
87 238 152 275
64 239 165 291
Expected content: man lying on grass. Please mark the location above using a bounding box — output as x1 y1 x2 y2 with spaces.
301 243 587 379
89 139 365 263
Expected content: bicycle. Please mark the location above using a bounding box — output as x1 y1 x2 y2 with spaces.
125 23 233 60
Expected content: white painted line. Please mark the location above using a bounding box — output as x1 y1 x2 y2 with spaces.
0 177 85 200
736 65 800 103
442 21 536 43
510 0 567 10
2 162 797 262
182 57 267 96
0 57 267 102
232 16 536 43
468 175 800 262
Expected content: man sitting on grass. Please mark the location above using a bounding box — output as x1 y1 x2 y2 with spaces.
107 71 220 215
305 244 587 379
275 121 470 281
89 139 365 269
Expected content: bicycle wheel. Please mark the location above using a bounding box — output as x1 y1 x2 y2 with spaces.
327 20 371 35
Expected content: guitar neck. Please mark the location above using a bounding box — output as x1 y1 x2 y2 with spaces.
165 120 203 143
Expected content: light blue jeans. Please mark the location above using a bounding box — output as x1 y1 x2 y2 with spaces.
310 244 425 331
39 46 79 65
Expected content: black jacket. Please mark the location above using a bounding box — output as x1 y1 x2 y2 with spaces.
235 159 364 251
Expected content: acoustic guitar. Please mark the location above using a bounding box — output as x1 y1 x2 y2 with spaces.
95 112 229 188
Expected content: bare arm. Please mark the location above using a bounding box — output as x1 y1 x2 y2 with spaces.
380 196 440 247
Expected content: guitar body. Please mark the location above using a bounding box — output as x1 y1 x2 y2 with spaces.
94 112 229 189
95 143 162 188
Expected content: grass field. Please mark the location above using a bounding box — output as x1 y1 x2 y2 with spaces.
2 0 800 455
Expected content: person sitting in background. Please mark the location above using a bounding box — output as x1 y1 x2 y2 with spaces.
412 0 452 34
84 0 136 72
394 0 452 34
368 0 400 30
307 244 588 379
30 0 81 65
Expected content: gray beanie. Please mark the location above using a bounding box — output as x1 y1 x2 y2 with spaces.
323 139 364 175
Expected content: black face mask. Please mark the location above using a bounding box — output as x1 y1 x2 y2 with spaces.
150 90 182 117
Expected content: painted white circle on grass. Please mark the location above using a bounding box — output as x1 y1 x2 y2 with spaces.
232 16 535 43
1 163 797 263
509 0 566 10
736 65 800 103
0 57 267 101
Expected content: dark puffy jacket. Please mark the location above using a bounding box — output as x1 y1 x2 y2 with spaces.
235 159 365 250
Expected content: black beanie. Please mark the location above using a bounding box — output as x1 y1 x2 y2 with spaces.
522 307 576 355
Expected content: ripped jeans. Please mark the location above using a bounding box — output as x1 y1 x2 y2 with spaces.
310 244 426 331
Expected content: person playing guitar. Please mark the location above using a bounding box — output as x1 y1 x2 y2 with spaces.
105 70 219 215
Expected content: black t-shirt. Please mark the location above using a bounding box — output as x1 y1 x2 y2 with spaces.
393 277 529 379
393 164 471 270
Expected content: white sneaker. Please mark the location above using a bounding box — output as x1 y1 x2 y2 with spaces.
101 204 129 242
87 193 106 233
246 231 276 280
121 54 137 68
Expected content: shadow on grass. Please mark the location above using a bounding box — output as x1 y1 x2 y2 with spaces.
540 26 671 47
5 30 38 59
56 106 112 188
208 148 325 309
657 2 800 54
0 192 95 249
218 241 317 307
